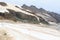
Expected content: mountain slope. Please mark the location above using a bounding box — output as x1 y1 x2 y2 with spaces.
0 2 49 24
1 2 60 24
0 2 60 40
0 22 60 40
22 4 60 24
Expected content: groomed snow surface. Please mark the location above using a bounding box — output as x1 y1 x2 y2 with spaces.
0 21 60 40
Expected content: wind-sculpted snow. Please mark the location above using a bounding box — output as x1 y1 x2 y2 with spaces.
0 22 60 40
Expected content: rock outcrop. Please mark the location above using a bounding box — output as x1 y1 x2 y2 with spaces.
0 2 7 6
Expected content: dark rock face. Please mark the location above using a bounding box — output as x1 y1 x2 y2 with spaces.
48 12 60 23
22 4 40 13
38 16 49 24
0 2 7 6
39 8 47 13
15 6 19 8
6 9 40 23
0 12 17 22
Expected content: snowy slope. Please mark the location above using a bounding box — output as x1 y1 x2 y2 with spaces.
0 22 60 40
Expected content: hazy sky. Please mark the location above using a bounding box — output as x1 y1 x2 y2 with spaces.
0 0 60 13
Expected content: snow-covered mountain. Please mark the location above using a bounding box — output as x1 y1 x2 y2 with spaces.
0 2 60 24
22 4 60 24
0 2 60 40
0 2 49 24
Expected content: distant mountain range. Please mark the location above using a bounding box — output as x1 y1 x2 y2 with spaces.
0 2 60 24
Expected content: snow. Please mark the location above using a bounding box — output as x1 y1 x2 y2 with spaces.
0 5 9 13
0 2 60 40
0 4 35 16
0 22 60 40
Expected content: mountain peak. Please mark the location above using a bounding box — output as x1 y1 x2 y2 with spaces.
39 8 46 11
30 5 38 9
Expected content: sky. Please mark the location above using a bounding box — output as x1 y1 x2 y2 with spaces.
0 0 60 13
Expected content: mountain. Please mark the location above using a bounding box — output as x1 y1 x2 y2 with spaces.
48 12 60 23
0 2 60 40
0 2 60 24
22 4 60 24
0 2 49 24
21 4 40 13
